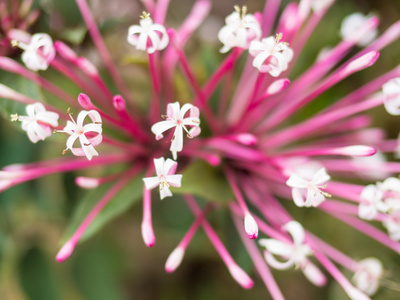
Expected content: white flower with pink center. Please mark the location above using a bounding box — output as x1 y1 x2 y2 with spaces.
127 12 169 53
286 167 331 207
14 33 55 71
382 77 400 116
340 13 378 46
11 102 59 143
143 157 182 199
151 102 201 159
58 109 103 161
352 257 383 296
259 221 326 287
218 5 262 54
358 184 387 220
249 33 294 77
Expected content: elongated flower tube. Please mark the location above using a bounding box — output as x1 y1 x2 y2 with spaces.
127 11 169 53
12 33 55 71
11 102 59 143
142 157 182 199
218 5 262 54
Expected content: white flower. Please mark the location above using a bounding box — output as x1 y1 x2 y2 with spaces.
151 102 201 160
127 12 169 53
286 167 331 207
340 13 378 47
217 5 262 53
58 110 103 160
11 103 59 143
382 77 400 116
259 221 326 286
352 257 383 296
311 0 334 14
249 34 294 77
383 213 400 241
358 184 386 220
380 177 400 212
15 33 55 71
143 157 182 199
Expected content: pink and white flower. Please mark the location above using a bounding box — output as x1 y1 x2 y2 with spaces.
14 33 55 71
11 102 59 143
352 257 383 296
151 102 200 159
358 184 386 220
127 12 169 53
58 109 103 161
143 157 182 199
217 5 262 53
340 13 378 46
382 77 400 115
249 34 294 77
286 167 331 207
259 221 326 286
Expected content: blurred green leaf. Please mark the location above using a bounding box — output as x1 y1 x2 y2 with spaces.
65 174 143 242
19 247 61 300
175 160 233 202
0 72 43 118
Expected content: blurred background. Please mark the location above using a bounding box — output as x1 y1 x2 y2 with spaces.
1 0 400 299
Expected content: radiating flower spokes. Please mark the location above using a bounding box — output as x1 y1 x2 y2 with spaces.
127 11 169 53
56 108 103 161
259 221 326 286
352 257 383 296
286 167 331 207
11 102 59 143
143 157 182 199
12 32 55 71
249 33 294 77
151 102 200 160
217 5 262 53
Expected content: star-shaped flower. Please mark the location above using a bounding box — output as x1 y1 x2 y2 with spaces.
217 5 262 53
127 11 169 53
286 167 331 207
151 102 201 160
14 33 56 71
58 109 103 160
249 33 294 77
143 157 182 199
259 221 326 286
11 102 59 143
358 184 387 220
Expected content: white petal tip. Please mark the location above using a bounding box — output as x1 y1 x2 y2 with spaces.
56 240 75 263
334 145 377 157
345 51 380 74
75 177 100 189
244 213 259 239
228 264 254 289
165 247 185 273
141 222 156 248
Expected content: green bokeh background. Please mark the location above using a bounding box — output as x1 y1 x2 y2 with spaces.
1 0 400 299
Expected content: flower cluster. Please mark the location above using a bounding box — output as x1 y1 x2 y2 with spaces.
1 0 400 299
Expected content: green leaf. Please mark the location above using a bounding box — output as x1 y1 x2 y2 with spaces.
64 174 144 242
175 160 233 202
0 72 44 118
19 247 61 300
